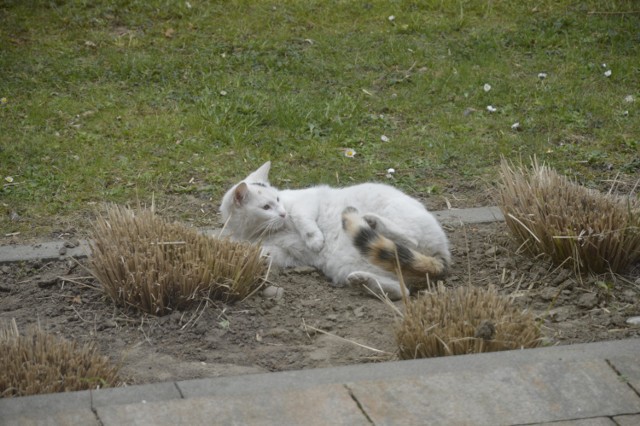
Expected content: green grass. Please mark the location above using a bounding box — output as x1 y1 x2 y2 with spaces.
1 0 638 237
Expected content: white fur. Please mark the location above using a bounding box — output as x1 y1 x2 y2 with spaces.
220 161 450 300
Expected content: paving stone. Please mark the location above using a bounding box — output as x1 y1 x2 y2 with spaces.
0 390 91 417
91 381 182 408
2 410 100 426
97 383 368 426
433 206 504 225
614 414 640 426
529 417 616 425
0 241 91 265
608 355 640 394
0 390 97 426
348 359 640 426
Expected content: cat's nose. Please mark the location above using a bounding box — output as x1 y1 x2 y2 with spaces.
279 212 287 219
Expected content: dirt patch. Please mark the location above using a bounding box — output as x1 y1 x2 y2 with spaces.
1 221 639 386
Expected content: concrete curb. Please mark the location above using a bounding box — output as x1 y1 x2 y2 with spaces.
0 206 505 266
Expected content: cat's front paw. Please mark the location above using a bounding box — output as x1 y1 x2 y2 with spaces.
306 232 325 251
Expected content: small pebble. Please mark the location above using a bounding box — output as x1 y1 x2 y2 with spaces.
626 317 640 326
290 266 316 275
58 246 68 256
262 285 284 299
577 292 598 309
64 239 79 248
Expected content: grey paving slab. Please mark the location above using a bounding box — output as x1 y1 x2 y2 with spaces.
608 355 640 395
614 414 640 426
177 339 640 399
0 390 91 417
0 390 97 426
0 240 90 265
433 206 504 225
2 410 101 426
348 358 640 426
97 383 369 426
530 418 616 426
90 381 182 408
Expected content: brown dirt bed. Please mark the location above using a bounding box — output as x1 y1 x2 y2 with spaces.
1 221 639 386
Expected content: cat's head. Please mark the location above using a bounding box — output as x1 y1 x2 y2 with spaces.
220 161 288 238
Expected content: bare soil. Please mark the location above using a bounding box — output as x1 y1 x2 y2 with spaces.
1 221 639 387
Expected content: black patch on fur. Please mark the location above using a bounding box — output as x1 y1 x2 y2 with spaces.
353 227 378 256
251 182 267 187
378 244 414 265
395 244 415 265
377 248 395 261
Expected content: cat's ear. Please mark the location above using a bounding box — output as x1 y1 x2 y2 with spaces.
245 161 271 183
233 182 249 206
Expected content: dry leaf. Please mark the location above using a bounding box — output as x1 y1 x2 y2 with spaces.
164 28 175 38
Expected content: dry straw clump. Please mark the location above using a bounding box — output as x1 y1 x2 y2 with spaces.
0 319 120 397
499 158 640 274
90 204 267 316
395 284 540 359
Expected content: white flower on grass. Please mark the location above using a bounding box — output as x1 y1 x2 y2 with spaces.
624 95 635 103
385 168 395 179
344 148 356 158
538 72 547 79
604 70 612 77
0 97 7 105
511 122 521 130
486 105 497 113
483 83 492 92
4 176 13 183
381 135 390 142
220 90 228 96
388 15 395 22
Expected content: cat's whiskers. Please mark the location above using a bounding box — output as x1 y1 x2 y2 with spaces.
250 216 286 241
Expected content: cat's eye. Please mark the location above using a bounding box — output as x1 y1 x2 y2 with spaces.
263 204 271 210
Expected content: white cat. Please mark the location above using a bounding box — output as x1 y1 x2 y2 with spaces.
219 161 450 300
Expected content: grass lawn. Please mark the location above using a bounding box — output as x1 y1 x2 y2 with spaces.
1 0 638 238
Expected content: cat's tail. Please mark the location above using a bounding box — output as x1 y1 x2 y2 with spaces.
341 206 447 279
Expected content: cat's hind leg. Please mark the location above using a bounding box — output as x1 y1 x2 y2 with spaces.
362 213 418 248
347 271 406 301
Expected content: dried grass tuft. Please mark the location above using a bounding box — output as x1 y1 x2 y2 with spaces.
498 158 640 274
395 284 541 359
90 204 267 315
0 319 120 398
